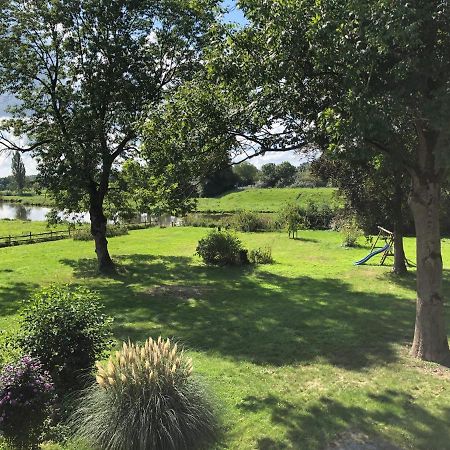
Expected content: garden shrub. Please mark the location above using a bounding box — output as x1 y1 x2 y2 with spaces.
228 210 279 232
248 246 274 265
182 213 226 228
0 356 56 449
18 285 113 392
195 230 246 266
340 218 363 247
72 337 219 450
303 201 335 230
73 224 128 241
229 210 264 232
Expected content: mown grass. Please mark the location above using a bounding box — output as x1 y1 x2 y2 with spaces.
0 227 449 449
196 187 340 213
0 220 68 237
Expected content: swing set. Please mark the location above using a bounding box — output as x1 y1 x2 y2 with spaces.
354 226 414 267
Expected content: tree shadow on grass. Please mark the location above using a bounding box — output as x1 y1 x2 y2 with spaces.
238 389 450 450
0 281 39 321
290 237 319 243
60 253 417 370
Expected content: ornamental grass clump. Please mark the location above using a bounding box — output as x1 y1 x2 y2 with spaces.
72 337 219 450
0 356 56 449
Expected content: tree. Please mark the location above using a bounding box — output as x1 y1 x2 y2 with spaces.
200 166 238 197
0 0 218 272
312 154 411 275
233 0 450 362
259 163 278 187
11 151 25 194
233 162 259 186
275 161 297 187
152 1 450 362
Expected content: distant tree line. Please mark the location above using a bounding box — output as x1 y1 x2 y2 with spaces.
198 161 327 197
0 174 38 193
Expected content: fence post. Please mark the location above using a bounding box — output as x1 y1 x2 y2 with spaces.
8 235 11 246
29 232 32 242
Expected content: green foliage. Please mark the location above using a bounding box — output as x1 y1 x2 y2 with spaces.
195 230 246 266
292 163 328 188
182 213 225 228
0 331 21 370
72 225 129 241
199 166 238 197
18 285 113 393
233 162 260 187
71 337 219 450
0 356 56 450
248 246 273 265
340 217 363 248
303 201 335 230
278 201 336 234
312 155 411 236
0 0 220 271
228 210 266 232
278 203 307 237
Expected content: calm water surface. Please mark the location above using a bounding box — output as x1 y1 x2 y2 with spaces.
0 202 89 222
0 202 182 225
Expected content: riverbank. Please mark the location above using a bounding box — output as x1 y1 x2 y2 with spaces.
0 192 54 207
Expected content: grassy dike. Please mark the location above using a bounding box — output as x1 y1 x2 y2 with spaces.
196 187 340 212
1 187 339 212
0 227 449 449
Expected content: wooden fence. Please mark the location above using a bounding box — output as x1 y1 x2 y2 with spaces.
0 229 72 247
0 221 155 248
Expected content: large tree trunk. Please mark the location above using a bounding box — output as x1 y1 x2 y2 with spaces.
393 222 407 275
392 174 407 275
89 196 115 274
410 173 449 362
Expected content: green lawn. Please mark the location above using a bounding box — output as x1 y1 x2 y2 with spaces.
196 187 340 212
0 220 68 238
1 227 449 449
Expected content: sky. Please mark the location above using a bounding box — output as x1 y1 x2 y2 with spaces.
0 1 301 177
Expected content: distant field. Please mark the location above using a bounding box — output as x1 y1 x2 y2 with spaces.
196 187 340 212
0 191 54 206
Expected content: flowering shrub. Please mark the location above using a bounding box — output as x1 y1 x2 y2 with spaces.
0 356 55 449
72 337 219 450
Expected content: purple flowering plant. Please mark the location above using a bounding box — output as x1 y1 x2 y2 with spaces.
0 356 56 448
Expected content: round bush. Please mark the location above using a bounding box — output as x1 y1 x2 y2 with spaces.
248 246 274 265
72 337 219 450
18 284 113 393
195 230 245 266
0 356 56 449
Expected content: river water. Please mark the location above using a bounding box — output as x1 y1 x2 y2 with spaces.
0 202 53 221
0 202 181 226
